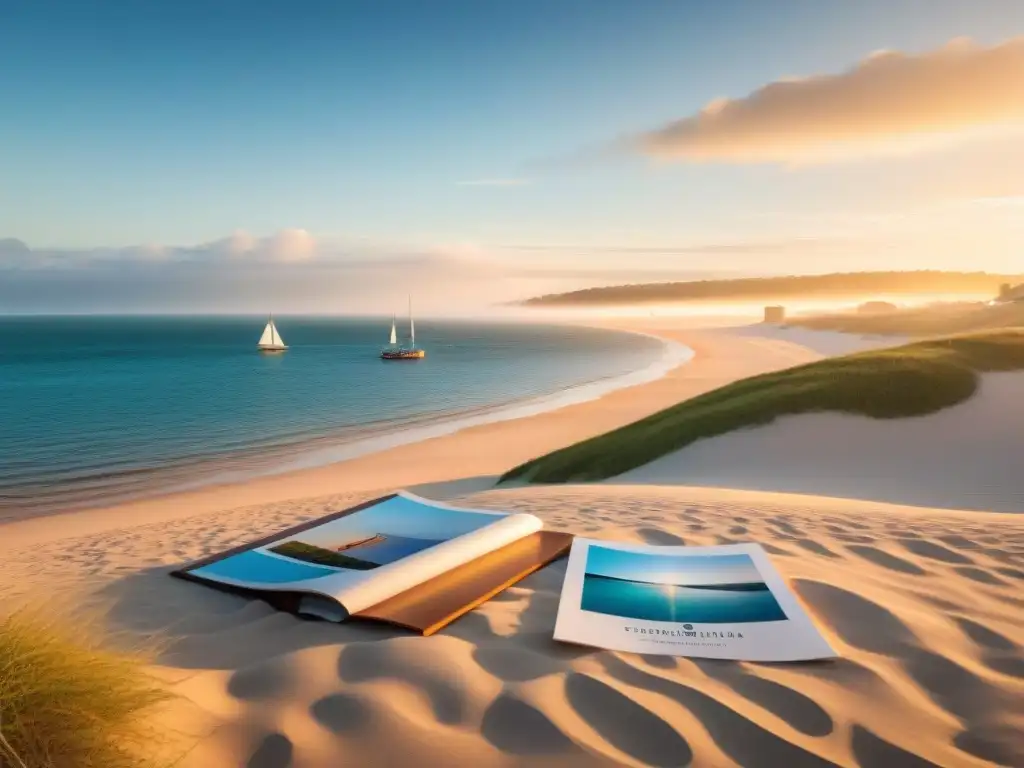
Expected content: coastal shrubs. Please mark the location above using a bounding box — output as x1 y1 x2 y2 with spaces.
523 270 1022 306
501 329 1024 484
0 609 172 768
793 300 1024 336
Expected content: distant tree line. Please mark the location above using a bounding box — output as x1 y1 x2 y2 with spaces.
522 271 1024 306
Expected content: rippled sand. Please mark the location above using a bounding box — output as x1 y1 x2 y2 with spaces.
2 484 1021 767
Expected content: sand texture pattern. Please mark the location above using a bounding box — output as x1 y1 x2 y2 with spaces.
2 484 1021 767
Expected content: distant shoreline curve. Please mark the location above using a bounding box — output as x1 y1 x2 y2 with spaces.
2 324 693 521
160 327 695 497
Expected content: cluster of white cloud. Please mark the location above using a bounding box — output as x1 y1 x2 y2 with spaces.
199 228 384 264
4 227 323 268
0 229 325 269
0 229 504 272
637 37 1024 164
197 228 317 262
0 230 520 313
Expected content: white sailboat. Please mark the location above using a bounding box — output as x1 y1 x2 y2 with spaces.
257 315 288 352
389 314 398 346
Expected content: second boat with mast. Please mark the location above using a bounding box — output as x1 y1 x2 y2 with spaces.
381 298 425 360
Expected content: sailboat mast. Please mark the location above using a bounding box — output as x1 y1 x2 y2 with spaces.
408 295 415 347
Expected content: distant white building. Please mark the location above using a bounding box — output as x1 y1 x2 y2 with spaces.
997 283 1024 303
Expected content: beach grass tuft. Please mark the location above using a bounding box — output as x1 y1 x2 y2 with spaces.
501 329 1024 484
0 608 174 768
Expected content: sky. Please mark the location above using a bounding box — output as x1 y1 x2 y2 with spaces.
2 0 1023 313
585 546 763 587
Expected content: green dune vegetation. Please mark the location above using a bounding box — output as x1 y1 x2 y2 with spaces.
501 329 1024 485
0 609 172 768
792 300 1024 337
522 270 1022 306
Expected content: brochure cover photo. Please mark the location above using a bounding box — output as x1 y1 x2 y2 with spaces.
187 492 501 588
554 539 835 661
172 491 573 635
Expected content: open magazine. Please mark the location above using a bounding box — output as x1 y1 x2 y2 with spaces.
173 491 573 636
553 539 835 661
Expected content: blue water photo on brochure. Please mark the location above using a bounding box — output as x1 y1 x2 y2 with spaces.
190 493 502 587
581 545 788 624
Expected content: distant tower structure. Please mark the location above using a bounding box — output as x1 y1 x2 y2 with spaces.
763 305 786 324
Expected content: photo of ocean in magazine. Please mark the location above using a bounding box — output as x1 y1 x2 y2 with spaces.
581 547 788 624
553 539 835 661
172 492 573 635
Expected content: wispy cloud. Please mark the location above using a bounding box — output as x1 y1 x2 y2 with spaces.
0 230 485 270
972 195 1024 207
636 37 1024 165
499 238 842 256
0 231 517 313
456 178 531 187
0 229 323 269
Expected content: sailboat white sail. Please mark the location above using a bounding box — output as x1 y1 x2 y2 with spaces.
258 315 287 352
389 315 397 345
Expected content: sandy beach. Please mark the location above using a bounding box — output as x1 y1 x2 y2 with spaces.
1 318 1022 767
0 319 827 549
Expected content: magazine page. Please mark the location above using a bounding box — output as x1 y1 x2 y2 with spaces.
329 501 542 615
553 538 835 661
180 491 541 616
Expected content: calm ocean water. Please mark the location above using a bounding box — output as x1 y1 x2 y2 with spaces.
581 576 787 624
0 316 680 519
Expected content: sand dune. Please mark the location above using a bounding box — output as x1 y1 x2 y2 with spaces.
725 323 906 357
619 372 1024 514
2 484 1022 767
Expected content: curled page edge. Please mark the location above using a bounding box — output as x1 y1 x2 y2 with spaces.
334 511 543 615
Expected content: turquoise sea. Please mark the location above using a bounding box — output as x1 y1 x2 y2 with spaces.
581 575 788 624
0 316 681 519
